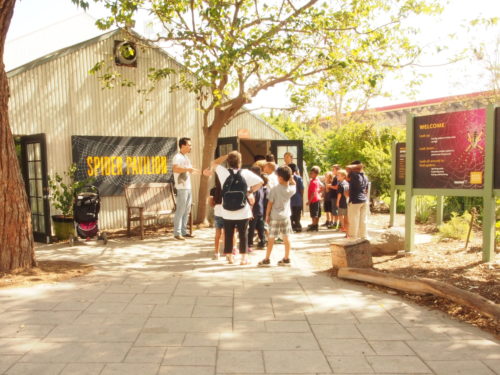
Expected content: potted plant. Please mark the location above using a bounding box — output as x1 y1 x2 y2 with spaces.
48 164 92 240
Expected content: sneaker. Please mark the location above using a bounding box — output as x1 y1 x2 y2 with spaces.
183 233 195 238
321 221 329 227
174 235 186 241
306 225 317 232
258 258 271 267
277 258 291 266
256 242 266 249
212 253 220 260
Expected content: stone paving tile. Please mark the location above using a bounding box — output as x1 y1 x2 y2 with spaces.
85 302 128 314
4 363 66 375
145 317 232 332
192 305 233 318
483 359 500 374
263 350 331 373
0 355 20 374
219 332 319 350
124 347 167 363
0 338 38 355
318 338 375 356
60 363 105 375
158 366 215 375
105 284 147 294
44 324 142 342
130 293 171 305
162 347 217 366
20 342 132 363
264 321 310 333
406 326 452 340
327 355 374 373
0 311 80 325
368 341 415 356
151 304 194 318
0 324 54 338
95 293 136 303
311 324 362 339
167 296 197 305
427 360 496 375
406 340 500 360
182 333 220 347
304 312 357 325
135 331 185 346
101 363 160 375
4 301 59 311
356 323 413 341
53 301 91 311
196 296 233 306
233 321 267 333
217 350 264 373
366 356 432 373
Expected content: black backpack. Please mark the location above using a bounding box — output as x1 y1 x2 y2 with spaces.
222 169 248 211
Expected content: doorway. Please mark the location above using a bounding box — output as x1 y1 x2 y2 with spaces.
15 134 51 243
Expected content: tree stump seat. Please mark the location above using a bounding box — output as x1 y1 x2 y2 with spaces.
330 238 373 269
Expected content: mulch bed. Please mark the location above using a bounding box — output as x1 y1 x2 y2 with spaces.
306 213 500 339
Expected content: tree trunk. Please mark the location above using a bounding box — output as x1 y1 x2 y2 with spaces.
195 123 221 224
0 0 37 272
338 268 500 321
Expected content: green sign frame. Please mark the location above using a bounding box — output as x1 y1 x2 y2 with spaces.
390 104 497 262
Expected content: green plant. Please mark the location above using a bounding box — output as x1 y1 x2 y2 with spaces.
415 196 436 224
438 211 472 241
48 164 92 217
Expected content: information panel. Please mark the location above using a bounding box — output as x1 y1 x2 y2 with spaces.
413 109 486 189
495 108 500 189
72 136 177 196
395 142 406 186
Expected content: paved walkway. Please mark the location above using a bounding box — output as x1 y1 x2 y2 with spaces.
0 227 498 375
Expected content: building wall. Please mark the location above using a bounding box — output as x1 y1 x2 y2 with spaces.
8 31 284 229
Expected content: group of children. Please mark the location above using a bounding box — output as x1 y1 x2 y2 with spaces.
208 152 369 267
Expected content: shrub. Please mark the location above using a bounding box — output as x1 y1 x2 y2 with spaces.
415 196 436 224
438 211 472 241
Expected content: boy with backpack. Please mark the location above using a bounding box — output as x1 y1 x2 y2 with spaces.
258 166 296 267
336 169 349 234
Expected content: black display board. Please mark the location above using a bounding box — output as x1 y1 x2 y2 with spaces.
72 136 177 196
395 142 406 186
413 109 486 189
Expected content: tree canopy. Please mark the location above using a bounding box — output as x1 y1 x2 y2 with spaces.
71 0 440 221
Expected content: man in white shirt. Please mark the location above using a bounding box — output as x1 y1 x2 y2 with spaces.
172 137 199 240
209 151 263 265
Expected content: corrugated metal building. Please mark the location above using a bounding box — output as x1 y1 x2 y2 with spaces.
6 25 290 241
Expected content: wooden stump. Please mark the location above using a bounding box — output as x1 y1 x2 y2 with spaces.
331 238 373 269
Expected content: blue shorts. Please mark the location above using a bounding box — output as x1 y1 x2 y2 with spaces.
214 216 224 230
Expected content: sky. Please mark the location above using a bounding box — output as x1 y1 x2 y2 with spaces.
5 0 500 112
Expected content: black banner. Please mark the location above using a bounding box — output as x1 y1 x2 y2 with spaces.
395 142 406 186
72 136 177 196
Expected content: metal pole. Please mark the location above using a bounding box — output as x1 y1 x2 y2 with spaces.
436 195 444 226
389 141 397 227
405 114 415 254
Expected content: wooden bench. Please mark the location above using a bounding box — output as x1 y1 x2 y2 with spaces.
124 182 192 240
